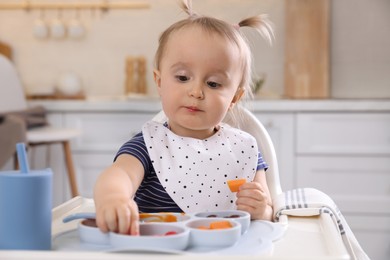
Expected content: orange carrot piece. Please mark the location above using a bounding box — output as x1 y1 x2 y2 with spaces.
139 213 163 222
163 214 178 222
197 226 209 230
209 221 233 230
140 213 178 223
227 178 246 192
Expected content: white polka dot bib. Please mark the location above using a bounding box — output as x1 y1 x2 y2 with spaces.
142 121 258 213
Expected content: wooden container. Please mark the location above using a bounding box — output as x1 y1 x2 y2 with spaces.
124 56 147 95
284 0 330 99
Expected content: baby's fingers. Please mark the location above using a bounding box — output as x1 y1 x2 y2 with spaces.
117 206 131 234
96 211 109 233
105 209 120 233
129 200 140 236
239 181 264 192
96 208 119 233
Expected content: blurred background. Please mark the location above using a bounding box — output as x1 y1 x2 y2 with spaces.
0 0 388 99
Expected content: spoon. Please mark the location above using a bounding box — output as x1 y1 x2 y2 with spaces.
62 212 96 223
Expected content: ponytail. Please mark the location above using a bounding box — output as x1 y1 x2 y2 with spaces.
236 14 274 45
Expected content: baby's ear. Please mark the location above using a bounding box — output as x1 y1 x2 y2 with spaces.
230 88 245 108
153 69 161 88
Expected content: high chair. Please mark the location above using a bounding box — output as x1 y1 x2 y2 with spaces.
0 54 81 197
152 107 368 260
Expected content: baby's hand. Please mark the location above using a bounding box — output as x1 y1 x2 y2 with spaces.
95 195 140 235
235 181 269 220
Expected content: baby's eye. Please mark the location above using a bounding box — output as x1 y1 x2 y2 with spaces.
207 81 221 89
175 75 189 82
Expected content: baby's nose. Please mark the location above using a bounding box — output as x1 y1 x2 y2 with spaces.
188 83 204 99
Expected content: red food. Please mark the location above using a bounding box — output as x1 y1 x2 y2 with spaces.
164 231 178 236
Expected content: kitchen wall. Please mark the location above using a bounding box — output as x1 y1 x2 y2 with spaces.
0 0 389 98
331 0 390 98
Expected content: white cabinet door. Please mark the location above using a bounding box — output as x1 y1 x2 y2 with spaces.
255 113 295 191
296 112 390 214
63 112 155 199
297 113 390 155
296 112 390 260
72 153 115 199
296 156 390 214
345 215 390 260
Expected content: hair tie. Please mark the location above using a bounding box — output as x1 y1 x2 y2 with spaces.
232 24 240 30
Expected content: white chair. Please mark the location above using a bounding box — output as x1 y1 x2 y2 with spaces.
152 106 283 200
0 54 81 197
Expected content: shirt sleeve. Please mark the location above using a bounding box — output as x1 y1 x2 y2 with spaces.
114 132 151 173
257 151 268 171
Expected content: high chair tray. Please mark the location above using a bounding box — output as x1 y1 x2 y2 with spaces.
47 196 351 259
51 196 285 256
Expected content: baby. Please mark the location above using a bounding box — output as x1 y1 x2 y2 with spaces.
94 0 274 235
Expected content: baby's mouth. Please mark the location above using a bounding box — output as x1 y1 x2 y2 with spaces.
185 106 202 112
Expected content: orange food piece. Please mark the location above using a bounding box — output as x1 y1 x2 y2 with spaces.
197 226 209 230
227 178 246 192
139 213 163 222
196 221 233 230
163 214 178 222
139 213 160 219
139 213 178 223
209 221 233 230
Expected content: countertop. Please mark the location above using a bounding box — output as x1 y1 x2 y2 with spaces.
28 96 390 113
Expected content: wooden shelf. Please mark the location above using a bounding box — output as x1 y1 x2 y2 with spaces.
0 1 150 11
26 90 86 100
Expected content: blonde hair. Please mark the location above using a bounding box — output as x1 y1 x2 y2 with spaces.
154 0 274 122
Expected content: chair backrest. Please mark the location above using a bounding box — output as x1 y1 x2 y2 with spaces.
152 106 283 199
0 54 28 113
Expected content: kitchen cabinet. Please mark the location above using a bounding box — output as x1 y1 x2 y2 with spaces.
295 112 390 260
28 99 390 260
65 112 156 198
254 112 295 191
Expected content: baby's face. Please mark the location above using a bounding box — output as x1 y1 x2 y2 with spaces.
154 26 243 139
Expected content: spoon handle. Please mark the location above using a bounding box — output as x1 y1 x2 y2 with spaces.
63 212 96 223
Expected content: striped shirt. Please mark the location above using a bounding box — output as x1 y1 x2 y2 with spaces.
115 131 268 213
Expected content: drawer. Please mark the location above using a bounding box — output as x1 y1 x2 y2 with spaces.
344 215 390 260
297 113 390 155
65 112 155 151
296 156 390 215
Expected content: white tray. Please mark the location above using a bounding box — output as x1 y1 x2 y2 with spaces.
51 196 286 256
